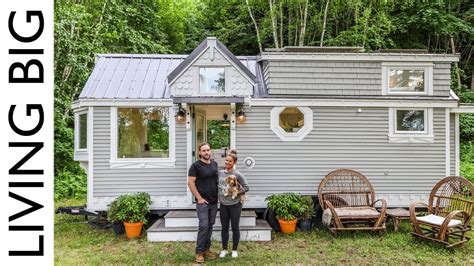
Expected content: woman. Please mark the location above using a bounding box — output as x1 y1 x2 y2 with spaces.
218 149 249 258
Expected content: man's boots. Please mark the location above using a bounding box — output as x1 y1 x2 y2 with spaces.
195 253 205 263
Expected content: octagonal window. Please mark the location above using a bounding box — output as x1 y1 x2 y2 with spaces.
271 106 313 141
279 107 304 133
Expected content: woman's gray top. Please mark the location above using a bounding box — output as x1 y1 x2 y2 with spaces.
218 169 249 206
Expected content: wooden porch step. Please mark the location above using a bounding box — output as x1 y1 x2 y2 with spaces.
164 210 256 227
147 218 272 242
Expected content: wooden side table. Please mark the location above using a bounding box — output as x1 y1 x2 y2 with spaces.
386 208 410 231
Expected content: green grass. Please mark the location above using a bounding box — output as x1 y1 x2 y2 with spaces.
55 198 474 265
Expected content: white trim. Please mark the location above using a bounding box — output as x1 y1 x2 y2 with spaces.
381 62 434 96
451 106 474 113
230 103 236 148
109 106 176 169
455 113 460 176
388 108 434 143
87 107 94 211
449 89 460 101
445 109 450 176
270 106 313 141
74 109 89 161
260 52 459 62
248 98 458 108
72 99 174 109
185 104 193 205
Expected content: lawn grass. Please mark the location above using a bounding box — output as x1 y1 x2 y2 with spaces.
55 198 474 265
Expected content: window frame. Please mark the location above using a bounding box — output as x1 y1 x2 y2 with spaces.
75 109 88 152
270 106 313 141
199 67 226 95
388 107 434 143
110 106 176 168
394 109 428 134
382 62 433 96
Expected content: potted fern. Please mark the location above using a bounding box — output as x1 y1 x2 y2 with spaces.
107 192 151 239
265 193 303 234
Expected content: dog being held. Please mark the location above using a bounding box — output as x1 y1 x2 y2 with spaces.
224 175 246 204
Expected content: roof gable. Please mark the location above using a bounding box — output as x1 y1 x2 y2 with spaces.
167 37 256 85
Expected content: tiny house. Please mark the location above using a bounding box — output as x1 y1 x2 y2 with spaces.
72 37 472 211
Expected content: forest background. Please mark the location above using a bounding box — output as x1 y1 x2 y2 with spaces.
54 0 474 199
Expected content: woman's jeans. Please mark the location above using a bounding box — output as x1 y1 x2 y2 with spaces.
219 202 242 250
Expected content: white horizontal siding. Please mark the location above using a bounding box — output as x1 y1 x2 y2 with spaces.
236 106 447 197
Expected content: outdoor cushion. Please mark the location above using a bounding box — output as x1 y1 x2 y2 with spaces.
416 214 462 227
334 206 380 218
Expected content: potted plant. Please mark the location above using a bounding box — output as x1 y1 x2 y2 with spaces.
297 195 315 232
107 198 124 236
109 192 151 239
265 193 303 234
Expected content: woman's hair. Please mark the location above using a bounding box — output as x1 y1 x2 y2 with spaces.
227 148 238 162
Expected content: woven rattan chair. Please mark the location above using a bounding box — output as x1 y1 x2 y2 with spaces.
409 176 474 248
318 169 387 234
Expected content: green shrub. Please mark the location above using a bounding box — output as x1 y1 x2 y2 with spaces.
298 195 315 220
461 141 474 183
107 192 151 224
265 193 315 221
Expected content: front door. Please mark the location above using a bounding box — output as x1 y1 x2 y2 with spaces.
191 105 231 168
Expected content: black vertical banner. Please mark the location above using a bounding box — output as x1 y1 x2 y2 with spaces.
1 1 53 264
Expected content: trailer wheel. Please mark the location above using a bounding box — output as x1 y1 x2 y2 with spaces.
263 207 280 232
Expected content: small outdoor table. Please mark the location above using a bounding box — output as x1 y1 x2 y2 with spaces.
386 208 410 232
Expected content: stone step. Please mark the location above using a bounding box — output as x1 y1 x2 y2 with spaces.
164 210 256 227
147 218 272 242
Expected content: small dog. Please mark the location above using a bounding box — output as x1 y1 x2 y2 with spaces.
224 175 246 204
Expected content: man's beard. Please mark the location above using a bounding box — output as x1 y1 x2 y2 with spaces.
201 154 210 160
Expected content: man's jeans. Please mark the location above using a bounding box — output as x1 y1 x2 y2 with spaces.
195 202 218 253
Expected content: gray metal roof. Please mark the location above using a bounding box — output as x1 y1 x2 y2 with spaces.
79 54 258 99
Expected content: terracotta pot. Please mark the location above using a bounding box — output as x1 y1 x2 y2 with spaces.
124 221 143 239
278 218 297 234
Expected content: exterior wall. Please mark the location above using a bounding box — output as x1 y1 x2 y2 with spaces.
236 106 449 207
170 48 253 96
91 107 188 210
263 61 451 97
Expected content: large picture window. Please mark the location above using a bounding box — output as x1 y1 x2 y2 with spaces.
117 107 169 158
199 67 225 94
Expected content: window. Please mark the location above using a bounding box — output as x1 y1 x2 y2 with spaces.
199 67 225 94
271 106 313 141
388 108 434 143
279 107 305 133
117 107 169 158
396 110 425 133
382 63 433 95
79 113 88 149
389 70 424 92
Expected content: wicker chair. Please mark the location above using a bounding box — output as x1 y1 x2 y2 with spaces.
318 169 387 234
409 176 474 248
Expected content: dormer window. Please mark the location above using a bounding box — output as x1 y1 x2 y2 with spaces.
382 62 433 96
199 67 225 94
389 70 424 93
